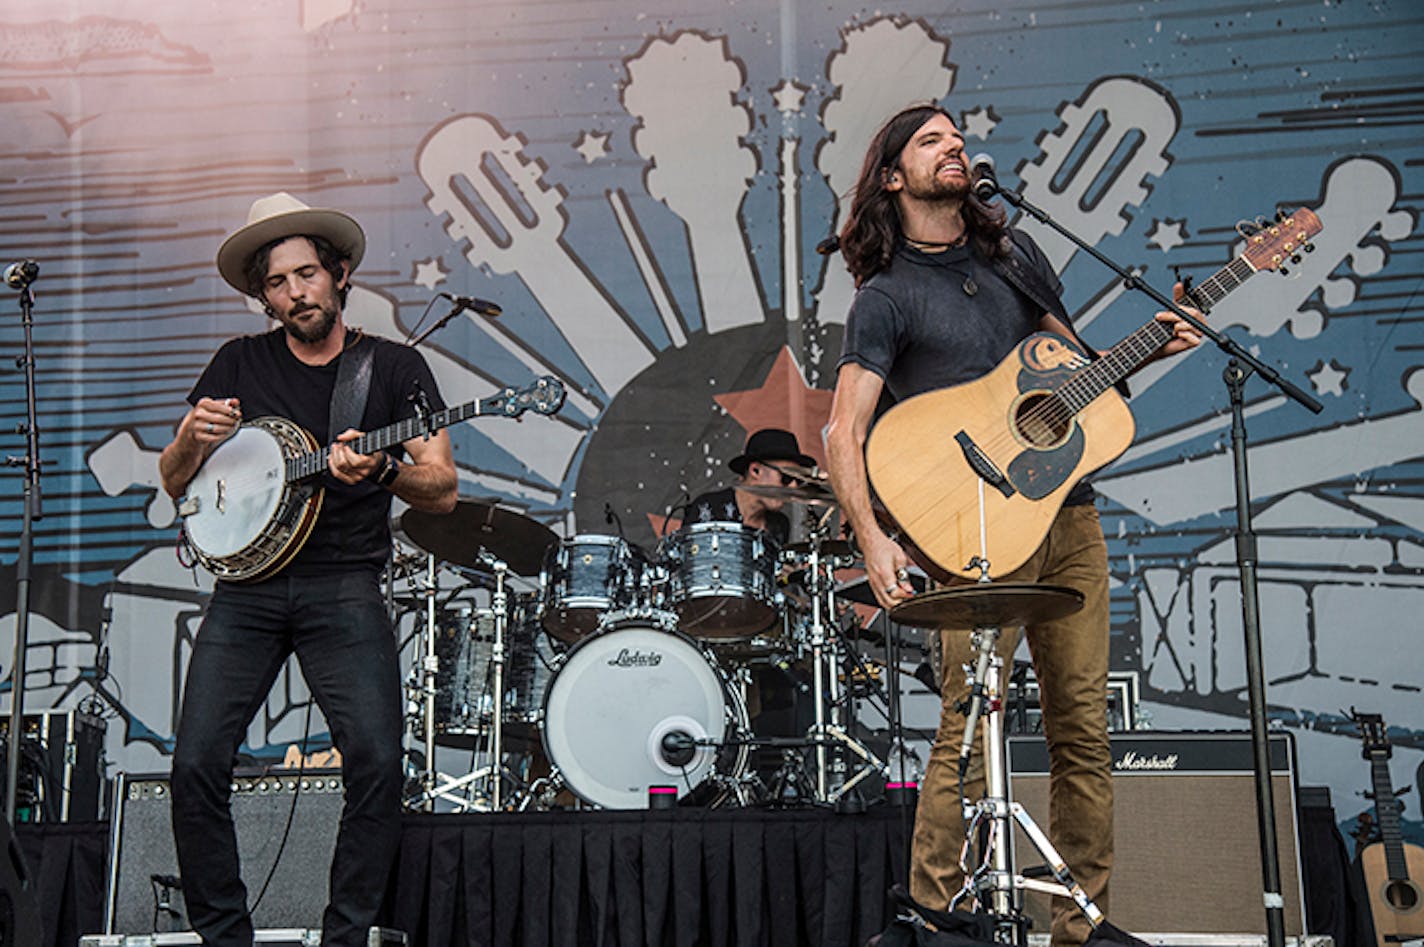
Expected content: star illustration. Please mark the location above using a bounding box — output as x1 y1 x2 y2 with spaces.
1306 358 1350 396
960 105 1000 140
714 347 834 469
574 129 610 163
771 79 808 114
1146 217 1189 253
411 257 448 290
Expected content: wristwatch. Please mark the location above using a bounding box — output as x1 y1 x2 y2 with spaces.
374 453 401 488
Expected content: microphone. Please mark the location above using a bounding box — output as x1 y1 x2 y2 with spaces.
957 637 996 775
439 292 502 318
150 873 183 889
3 260 39 289
969 154 999 201
660 730 697 767
815 235 841 255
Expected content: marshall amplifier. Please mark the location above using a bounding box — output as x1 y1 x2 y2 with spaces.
1008 730 1306 936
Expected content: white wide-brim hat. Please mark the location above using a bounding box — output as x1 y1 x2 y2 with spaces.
216 192 366 296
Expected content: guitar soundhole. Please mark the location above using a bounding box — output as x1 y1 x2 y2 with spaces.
1385 879 1421 912
1014 393 1071 448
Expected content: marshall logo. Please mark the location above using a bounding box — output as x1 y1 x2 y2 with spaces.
608 648 663 668
1115 750 1180 771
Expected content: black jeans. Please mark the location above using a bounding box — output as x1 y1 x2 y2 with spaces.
171 571 403 947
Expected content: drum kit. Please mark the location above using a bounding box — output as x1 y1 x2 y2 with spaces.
385 472 916 813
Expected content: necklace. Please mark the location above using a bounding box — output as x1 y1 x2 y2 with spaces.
905 231 968 251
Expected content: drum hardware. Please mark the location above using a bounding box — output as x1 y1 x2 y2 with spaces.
788 511 887 804
890 581 1103 938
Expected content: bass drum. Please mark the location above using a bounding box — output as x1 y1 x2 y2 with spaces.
541 624 748 809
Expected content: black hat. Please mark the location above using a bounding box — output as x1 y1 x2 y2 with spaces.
729 428 816 475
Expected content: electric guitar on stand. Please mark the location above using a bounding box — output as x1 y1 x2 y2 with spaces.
178 376 565 582
865 208 1321 580
1351 709 1424 945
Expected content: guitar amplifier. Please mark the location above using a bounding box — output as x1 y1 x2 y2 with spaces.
1008 730 1307 936
104 769 344 934
0 709 107 822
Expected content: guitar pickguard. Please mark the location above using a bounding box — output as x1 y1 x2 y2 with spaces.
1007 424 1085 500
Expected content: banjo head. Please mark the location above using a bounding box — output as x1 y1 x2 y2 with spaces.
183 424 293 559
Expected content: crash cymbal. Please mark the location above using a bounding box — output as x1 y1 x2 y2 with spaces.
400 499 556 577
775 463 828 484
738 482 838 506
782 538 856 558
889 582 1083 630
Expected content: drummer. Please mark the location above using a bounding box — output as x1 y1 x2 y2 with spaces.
686 428 816 546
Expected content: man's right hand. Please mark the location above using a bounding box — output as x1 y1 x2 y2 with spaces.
186 397 242 445
863 529 916 611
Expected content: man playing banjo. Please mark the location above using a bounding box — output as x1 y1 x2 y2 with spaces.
158 193 458 946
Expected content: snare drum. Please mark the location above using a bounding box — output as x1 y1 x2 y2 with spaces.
538 535 645 643
658 522 781 639
541 624 749 809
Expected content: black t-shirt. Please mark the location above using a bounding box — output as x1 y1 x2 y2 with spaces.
686 486 791 547
187 327 447 577
838 230 1095 505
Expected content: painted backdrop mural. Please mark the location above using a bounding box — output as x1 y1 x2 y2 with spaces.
0 0 1420 842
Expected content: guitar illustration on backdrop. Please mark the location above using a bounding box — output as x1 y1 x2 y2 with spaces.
866 208 1322 580
177 376 566 581
1351 710 1424 946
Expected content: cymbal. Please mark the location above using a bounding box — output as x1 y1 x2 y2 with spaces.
738 483 838 506
783 539 856 558
888 582 1084 629
400 499 556 577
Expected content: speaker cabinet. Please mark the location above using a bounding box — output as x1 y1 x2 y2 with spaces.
104 770 344 935
1008 730 1306 935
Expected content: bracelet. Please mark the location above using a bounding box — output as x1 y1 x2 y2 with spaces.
374 454 401 488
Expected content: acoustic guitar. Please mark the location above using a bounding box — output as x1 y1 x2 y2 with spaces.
178 376 565 582
865 208 1322 579
1352 710 1424 945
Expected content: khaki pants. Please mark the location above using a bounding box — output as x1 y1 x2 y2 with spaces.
909 504 1113 947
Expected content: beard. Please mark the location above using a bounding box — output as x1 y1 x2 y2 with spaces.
279 301 339 344
904 173 970 202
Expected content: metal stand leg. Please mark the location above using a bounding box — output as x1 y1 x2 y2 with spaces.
954 641 1105 942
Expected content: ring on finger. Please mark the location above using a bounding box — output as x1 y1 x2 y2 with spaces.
206 422 215 434
883 585 898 595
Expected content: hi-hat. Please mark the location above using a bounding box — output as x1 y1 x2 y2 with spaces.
400 499 556 577
738 482 838 506
889 582 1084 629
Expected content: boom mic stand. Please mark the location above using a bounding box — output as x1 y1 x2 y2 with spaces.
4 263 43 825
983 173 1323 947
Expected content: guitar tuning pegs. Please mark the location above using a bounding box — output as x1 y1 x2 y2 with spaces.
1275 209 1287 222
1303 242 1315 253
1290 254 1302 264
1279 264 1290 276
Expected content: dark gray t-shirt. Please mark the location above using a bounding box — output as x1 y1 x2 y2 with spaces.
838 230 1095 504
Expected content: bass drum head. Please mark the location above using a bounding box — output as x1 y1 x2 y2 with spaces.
542 625 731 809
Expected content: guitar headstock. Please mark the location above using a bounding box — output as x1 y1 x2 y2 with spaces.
1351 707 1392 760
1240 207 1323 275
491 376 567 419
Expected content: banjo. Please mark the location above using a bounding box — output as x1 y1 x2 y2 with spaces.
177 376 565 582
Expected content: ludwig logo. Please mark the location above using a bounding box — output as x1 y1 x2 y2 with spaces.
608 648 663 668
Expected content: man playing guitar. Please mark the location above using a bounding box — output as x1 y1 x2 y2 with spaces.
823 105 1202 945
158 193 457 946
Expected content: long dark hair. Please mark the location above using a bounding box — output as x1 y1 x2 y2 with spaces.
838 104 1009 286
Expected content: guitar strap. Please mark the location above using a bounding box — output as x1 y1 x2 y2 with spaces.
992 231 1131 398
328 330 375 442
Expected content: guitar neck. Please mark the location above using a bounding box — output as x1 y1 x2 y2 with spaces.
284 398 483 482
1371 754 1413 881
1053 254 1258 415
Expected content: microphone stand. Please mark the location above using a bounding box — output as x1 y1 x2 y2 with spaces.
990 181 1322 947
4 277 43 825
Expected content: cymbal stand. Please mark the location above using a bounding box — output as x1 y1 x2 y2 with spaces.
406 554 512 812
799 514 886 804
419 553 440 805
949 623 1104 942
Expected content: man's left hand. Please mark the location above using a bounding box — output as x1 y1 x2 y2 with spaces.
329 428 383 484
